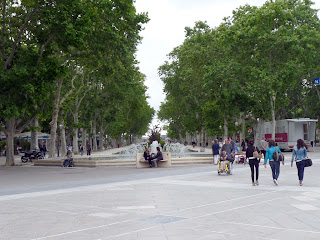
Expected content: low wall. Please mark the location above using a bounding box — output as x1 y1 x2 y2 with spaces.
33 154 214 167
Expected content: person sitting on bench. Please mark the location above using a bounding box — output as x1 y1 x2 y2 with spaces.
62 150 74 167
144 148 152 167
150 147 163 167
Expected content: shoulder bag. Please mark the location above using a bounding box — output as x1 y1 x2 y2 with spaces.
305 158 312 167
253 147 263 159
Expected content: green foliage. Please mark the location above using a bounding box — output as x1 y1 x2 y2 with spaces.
0 141 6 150
0 0 153 154
159 0 320 138
159 140 165 148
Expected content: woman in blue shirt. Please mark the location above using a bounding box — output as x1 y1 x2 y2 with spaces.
291 139 307 186
264 140 283 186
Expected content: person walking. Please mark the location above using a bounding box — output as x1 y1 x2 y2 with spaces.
86 142 91 156
291 139 307 186
79 143 84 156
260 138 268 159
42 145 47 158
212 139 220 165
245 140 261 186
264 140 283 186
241 139 246 151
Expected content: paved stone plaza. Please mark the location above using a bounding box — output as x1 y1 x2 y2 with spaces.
1 148 320 240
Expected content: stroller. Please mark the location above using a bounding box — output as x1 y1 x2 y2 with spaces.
217 153 234 175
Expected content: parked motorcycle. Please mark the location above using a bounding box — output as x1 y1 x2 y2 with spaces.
21 150 44 163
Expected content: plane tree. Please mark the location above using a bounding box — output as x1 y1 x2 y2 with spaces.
227 0 320 140
0 0 151 163
0 0 92 165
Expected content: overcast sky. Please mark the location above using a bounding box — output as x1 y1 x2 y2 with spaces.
134 0 320 131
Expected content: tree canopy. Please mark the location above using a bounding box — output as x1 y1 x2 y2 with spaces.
0 0 154 165
158 0 320 141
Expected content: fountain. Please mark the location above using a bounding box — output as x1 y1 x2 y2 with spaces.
114 141 211 159
149 140 162 153
117 143 146 158
162 142 188 157
34 141 214 167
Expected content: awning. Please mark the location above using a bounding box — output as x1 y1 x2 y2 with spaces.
15 132 51 139
287 118 318 123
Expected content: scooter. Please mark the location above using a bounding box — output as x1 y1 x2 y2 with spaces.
21 150 44 163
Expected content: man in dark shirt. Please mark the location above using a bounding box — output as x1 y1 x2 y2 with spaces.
150 147 163 167
212 140 220 165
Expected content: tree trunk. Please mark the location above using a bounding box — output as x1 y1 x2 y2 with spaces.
254 119 263 149
239 112 245 142
89 121 93 150
60 117 67 157
99 125 104 151
30 118 39 151
202 129 206 147
271 94 276 140
72 128 79 154
223 117 228 140
5 118 16 166
49 78 63 158
82 128 87 153
92 118 98 151
72 112 79 154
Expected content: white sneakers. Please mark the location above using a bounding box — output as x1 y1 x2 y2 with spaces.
273 179 278 186
252 181 259 186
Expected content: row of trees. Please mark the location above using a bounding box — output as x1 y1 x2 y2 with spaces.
158 0 320 144
0 0 154 166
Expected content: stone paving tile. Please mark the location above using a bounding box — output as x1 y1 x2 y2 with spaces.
1 150 320 239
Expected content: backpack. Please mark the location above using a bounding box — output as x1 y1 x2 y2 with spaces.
272 147 284 162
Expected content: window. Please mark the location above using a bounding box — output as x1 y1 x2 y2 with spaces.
303 124 308 140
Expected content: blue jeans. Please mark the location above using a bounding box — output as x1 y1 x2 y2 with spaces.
269 161 280 180
296 160 306 181
63 158 73 167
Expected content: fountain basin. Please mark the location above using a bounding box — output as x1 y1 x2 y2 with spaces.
33 155 213 167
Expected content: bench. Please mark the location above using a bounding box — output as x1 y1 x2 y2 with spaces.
136 152 171 168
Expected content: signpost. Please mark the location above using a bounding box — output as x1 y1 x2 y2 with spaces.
314 78 320 85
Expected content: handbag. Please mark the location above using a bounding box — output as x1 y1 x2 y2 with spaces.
305 158 312 167
253 147 262 159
